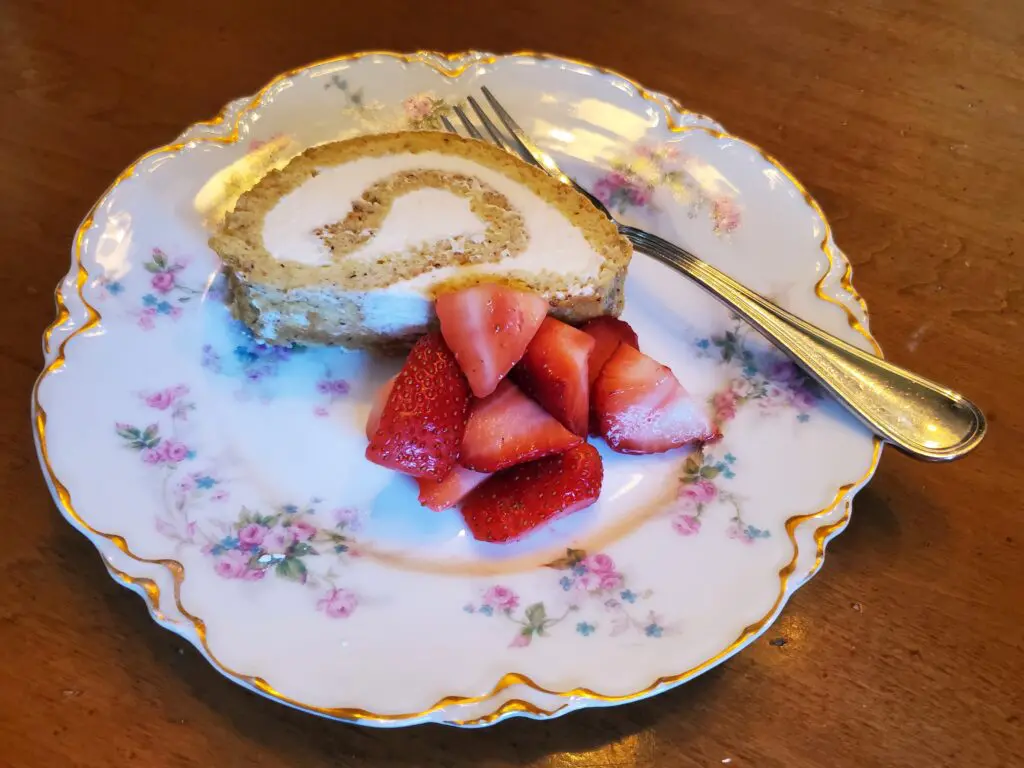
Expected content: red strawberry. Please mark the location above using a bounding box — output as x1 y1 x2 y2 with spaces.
460 380 582 472
511 317 595 436
581 316 640 385
593 344 717 454
366 333 470 479
435 284 548 398
461 443 603 543
581 317 640 434
416 465 491 512
364 376 397 440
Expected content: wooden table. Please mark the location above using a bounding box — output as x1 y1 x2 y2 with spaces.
3 1 1022 765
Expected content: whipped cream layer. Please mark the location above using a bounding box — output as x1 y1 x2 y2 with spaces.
261 151 606 295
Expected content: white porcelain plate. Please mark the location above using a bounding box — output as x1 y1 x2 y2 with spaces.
34 51 881 727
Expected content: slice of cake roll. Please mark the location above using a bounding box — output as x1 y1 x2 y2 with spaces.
210 131 632 349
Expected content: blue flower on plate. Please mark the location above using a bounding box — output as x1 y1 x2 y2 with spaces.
576 622 595 636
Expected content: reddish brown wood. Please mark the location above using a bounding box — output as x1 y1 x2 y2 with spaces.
1 0 1021 765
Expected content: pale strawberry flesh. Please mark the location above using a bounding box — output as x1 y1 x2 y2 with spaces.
435 284 548 398
364 376 397 440
461 443 603 543
581 316 641 434
460 380 583 472
581 316 640 386
365 333 470 479
511 317 595 436
593 344 716 454
416 465 491 512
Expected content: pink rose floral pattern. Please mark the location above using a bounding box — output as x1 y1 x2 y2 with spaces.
95 247 201 329
137 248 201 329
669 451 770 544
464 550 665 645
207 502 359 588
323 76 452 131
116 385 225 544
698 315 823 426
116 385 197 466
116 383 362 618
591 143 742 234
401 92 452 129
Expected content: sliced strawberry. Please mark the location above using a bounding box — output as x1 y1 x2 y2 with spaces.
366 333 470 479
580 316 640 385
364 376 397 440
435 284 548 398
511 317 595 436
593 344 717 454
581 317 641 434
416 465 491 512
460 380 582 472
461 443 603 543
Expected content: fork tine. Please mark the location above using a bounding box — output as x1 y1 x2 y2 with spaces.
480 87 574 187
466 96 511 153
480 87 540 165
440 114 459 134
452 105 483 140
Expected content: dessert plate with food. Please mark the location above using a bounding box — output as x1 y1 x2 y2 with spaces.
35 51 883 726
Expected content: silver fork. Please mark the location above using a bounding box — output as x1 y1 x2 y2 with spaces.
441 88 986 461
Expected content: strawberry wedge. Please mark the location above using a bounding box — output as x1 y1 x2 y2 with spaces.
581 317 640 434
512 317 596 436
581 316 640 386
416 466 491 512
593 344 717 454
435 284 548 398
461 443 604 543
366 333 470 479
460 380 582 472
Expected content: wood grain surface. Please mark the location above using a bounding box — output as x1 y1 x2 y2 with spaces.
2 0 1022 765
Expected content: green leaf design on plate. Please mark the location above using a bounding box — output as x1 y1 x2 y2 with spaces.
544 548 587 570
524 603 547 631
290 541 316 557
141 424 160 448
683 456 701 478
275 556 308 583
116 425 140 441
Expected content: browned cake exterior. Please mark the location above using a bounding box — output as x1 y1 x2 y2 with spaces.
210 131 632 348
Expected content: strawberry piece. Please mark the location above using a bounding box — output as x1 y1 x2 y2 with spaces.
593 344 717 454
581 317 641 434
435 284 548 398
580 316 640 385
460 380 582 472
366 333 470 479
416 465 491 512
461 443 603 543
511 317 595 436
364 376 397 440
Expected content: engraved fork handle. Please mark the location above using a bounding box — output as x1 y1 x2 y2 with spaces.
620 226 986 461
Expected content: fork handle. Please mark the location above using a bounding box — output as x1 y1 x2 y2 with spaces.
619 226 986 461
